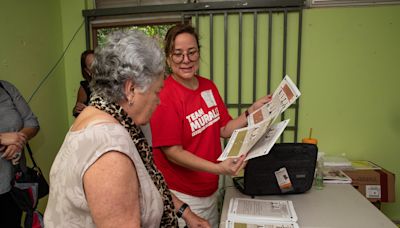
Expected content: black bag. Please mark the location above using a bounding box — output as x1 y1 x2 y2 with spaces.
10 143 47 228
233 143 318 196
14 143 49 199
10 186 45 228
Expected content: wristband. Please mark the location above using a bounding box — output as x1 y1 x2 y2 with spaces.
176 203 189 218
245 109 250 118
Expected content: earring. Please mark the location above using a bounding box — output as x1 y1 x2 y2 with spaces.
166 65 172 74
128 99 133 106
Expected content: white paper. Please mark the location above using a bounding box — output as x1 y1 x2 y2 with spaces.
218 119 289 161
247 75 301 126
226 220 299 228
226 198 299 228
245 120 289 161
323 156 352 167
323 169 352 184
218 118 275 161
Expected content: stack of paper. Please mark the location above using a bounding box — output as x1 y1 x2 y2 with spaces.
226 198 299 228
323 169 352 184
323 156 352 169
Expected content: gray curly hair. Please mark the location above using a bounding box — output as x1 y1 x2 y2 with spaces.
90 30 165 103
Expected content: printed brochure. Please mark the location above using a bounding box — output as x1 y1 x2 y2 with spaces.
218 75 300 161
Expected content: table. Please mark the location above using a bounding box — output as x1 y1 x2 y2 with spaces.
219 183 396 228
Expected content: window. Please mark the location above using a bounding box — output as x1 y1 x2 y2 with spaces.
95 24 174 48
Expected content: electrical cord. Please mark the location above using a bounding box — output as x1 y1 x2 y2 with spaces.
28 20 85 103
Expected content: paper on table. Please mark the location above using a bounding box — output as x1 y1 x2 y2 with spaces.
226 198 298 228
323 156 352 168
323 169 352 184
226 221 299 228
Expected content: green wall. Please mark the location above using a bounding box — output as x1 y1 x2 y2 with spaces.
300 5 400 219
1 0 399 222
59 0 93 125
198 5 400 220
0 0 69 212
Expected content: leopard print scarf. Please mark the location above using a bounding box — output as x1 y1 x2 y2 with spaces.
90 95 178 227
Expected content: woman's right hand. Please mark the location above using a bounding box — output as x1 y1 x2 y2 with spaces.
0 132 26 147
218 155 247 176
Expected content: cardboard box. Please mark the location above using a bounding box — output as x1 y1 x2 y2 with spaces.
343 164 395 203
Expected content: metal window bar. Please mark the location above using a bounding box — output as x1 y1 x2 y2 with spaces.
253 11 258 102
267 10 273 95
238 12 243 117
294 10 304 142
280 9 289 143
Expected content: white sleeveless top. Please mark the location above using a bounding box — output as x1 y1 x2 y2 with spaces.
44 123 163 228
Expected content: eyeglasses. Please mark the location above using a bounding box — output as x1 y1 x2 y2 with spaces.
170 48 199 64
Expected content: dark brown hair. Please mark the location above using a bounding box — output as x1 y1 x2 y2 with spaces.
164 24 200 58
80 49 94 81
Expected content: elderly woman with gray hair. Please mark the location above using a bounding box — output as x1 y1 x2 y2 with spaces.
44 30 210 228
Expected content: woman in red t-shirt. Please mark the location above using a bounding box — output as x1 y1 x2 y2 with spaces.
150 24 270 227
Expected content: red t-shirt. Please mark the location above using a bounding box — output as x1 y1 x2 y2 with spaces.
150 75 232 197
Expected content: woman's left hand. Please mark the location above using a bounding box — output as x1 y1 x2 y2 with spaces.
248 94 272 114
0 132 27 147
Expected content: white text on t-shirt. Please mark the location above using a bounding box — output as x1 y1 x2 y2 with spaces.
186 108 220 136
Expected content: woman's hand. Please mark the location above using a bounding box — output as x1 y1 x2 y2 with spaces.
74 102 87 114
0 132 26 147
217 155 247 176
182 208 211 228
1 144 22 161
221 95 272 138
248 94 272 114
